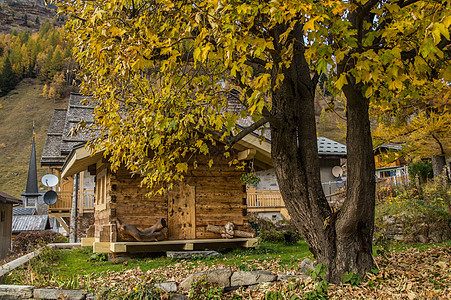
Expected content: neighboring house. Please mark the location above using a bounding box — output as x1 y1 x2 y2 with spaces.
374 144 409 185
243 132 347 221
0 191 21 259
40 93 96 235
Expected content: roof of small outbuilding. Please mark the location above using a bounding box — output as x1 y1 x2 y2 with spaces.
13 207 36 215
0 191 21 204
12 215 51 233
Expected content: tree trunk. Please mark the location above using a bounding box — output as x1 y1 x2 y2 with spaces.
432 155 446 178
268 22 375 283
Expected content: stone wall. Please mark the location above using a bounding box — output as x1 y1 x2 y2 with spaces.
376 214 451 243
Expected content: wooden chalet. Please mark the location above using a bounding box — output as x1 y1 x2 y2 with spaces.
374 144 409 186
61 140 264 254
41 93 266 253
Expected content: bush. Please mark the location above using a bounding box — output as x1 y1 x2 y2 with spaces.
249 214 301 244
409 160 433 183
13 230 66 253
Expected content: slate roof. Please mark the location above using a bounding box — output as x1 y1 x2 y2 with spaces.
12 215 51 233
0 191 21 204
237 120 347 156
317 137 347 156
13 207 37 215
41 93 95 166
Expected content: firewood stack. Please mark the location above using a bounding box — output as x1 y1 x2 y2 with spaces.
207 222 256 239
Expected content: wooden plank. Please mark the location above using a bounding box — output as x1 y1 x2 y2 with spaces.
81 237 95 247
93 242 110 253
245 238 260 248
238 149 257 161
183 243 194 250
110 243 127 253
167 182 196 240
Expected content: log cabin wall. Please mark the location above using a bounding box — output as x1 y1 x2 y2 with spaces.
185 153 248 240
109 166 167 242
96 150 248 243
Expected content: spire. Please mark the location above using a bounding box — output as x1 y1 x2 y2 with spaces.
22 133 40 197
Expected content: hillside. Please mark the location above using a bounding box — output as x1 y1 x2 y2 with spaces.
0 0 59 34
0 78 68 197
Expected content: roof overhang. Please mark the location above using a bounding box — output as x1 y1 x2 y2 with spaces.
235 134 272 169
61 145 104 178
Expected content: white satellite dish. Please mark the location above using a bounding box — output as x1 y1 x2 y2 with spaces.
41 174 59 187
332 166 343 178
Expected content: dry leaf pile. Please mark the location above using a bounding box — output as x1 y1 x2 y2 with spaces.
78 245 450 299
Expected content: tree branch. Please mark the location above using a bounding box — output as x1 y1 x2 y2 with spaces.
226 117 268 145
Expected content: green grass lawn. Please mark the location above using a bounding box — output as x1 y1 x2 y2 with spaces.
42 240 313 276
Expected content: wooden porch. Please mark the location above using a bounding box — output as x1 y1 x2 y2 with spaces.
85 238 260 253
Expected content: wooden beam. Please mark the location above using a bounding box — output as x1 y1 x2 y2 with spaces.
81 237 95 247
183 243 194 250
56 216 70 233
93 242 111 253
238 149 257 161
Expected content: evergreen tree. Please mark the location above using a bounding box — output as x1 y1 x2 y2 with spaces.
0 55 16 96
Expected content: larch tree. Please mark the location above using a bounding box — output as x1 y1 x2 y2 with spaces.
57 0 451 282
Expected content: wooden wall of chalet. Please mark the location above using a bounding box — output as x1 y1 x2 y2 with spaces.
0 203 13 259
94 152 248 243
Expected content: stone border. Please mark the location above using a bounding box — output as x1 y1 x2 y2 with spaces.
0 249 314 299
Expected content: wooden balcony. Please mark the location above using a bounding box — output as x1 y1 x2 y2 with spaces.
246 189 344 220
48 190 95 217
247 189 285 211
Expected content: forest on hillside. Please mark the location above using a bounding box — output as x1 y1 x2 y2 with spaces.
0 17 75 98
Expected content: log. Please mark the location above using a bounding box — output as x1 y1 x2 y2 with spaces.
116 218 168 242
207 223 256 238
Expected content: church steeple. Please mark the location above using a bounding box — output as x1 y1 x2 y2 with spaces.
22 128 40 202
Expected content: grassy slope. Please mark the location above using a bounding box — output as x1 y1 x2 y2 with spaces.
0 78 68 198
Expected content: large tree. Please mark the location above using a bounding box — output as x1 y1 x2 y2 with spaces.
58 0 451 282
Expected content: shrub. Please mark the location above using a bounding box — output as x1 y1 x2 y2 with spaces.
13 230 65 253
249 214 301 243
409 160 433 183
189 277 224 300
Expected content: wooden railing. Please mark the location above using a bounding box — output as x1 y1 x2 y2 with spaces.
49 190 95 213
247 189 343 209
247 189 285 208
377 175 410 186
78 190 95 215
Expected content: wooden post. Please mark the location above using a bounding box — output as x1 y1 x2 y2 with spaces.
69 173 79 243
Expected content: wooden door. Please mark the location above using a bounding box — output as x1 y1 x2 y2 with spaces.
167 183 196 240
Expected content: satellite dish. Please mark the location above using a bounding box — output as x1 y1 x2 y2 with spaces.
332 166 343 178
41 174 59 187
43 190 58 205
